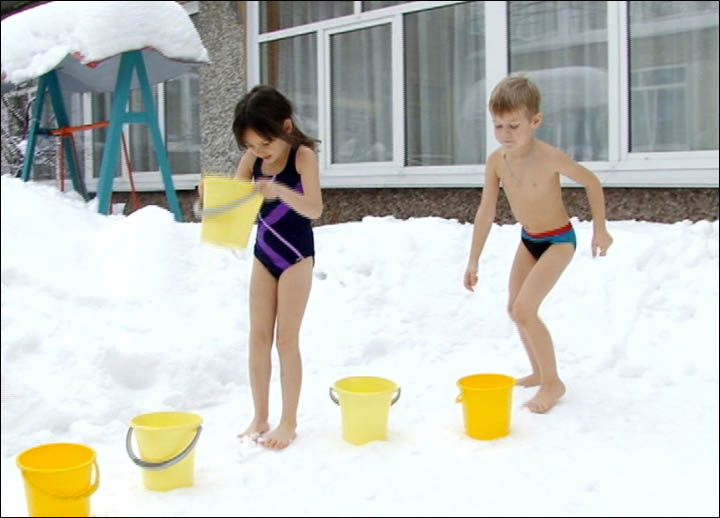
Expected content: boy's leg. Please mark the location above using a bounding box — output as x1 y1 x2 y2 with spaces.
510 243 574 413
240 258 278 439
261 257 313 449
508 242 541 386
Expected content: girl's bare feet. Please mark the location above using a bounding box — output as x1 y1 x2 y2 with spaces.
238 418 270 442
259 421 297 450
524 380 566 413
515 373 541 387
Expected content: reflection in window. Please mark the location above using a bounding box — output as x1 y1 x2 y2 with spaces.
405 2 485 166
260 1 353 33
509 1 609 161
331 25 393 164
166 73 200 174
260 34 319 141
91 93 120 179
363 1 410 11
128 87 159 173
629 1 718 152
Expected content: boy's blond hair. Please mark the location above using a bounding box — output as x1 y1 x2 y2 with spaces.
489 75 541 118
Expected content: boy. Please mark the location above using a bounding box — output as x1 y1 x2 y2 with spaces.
464 75 613 413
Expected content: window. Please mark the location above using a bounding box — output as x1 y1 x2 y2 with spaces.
509 1 609 162
260 1 353 33
260 34 319 140
331 24 393 163
249 1 718 188
629 1 719 152
405 2 485 166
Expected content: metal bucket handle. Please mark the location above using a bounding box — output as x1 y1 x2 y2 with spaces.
125 425 202 471
198 191 260 218
329 386 402 406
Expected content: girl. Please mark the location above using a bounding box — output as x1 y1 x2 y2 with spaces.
232 85 322 449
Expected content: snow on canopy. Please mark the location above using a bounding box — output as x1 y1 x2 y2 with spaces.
0 1 209 92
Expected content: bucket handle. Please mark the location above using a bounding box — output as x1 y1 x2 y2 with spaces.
125 425 203 471
200 192 260 218
22 459 100 500
329 386 402 406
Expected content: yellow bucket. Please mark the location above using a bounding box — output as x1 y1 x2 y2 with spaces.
456 374 515 440
126 411 203 491
200 175 262 249
16 443 99 517
329 376 401 445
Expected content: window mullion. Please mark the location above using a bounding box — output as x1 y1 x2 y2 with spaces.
484 1 508 166
392 13 404 169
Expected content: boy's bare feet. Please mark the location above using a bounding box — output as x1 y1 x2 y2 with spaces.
515 373 541 387
524 380 566 413
238 418 270 442
259 422 297 450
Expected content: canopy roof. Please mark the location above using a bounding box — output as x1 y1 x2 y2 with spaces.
1 1 209 92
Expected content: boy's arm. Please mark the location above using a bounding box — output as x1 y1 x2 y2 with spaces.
555 151 613 257
465 156 500 291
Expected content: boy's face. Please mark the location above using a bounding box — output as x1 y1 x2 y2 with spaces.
492 109 542 150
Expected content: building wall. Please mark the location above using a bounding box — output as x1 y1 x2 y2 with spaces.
118 186 719 225
196 1 246 175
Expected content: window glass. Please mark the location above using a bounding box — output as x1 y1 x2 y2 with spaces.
629 1 719 152
330 25 393 163
165 72 200 174
260 1 353 32
509 1 609 161
260 34 319 140
405 2 485 165
363 1 411 11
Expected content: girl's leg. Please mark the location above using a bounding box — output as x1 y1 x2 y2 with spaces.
508 242 541 386
240 258 278 438
510 243 574 413
261 257 313 449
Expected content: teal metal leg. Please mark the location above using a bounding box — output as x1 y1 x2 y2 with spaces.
95 50 183 221
45 71 88 200
20 73 48 181
133 53 183 222
96 53 133 216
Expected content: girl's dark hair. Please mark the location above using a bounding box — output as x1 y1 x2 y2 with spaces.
232 85 320 152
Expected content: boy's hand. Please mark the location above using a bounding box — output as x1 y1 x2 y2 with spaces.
464 265 479 292
591 229 613 257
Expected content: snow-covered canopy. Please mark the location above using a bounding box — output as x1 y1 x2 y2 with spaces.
1 1 209 92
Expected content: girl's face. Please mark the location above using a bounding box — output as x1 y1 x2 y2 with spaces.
492 109 542 150
243 119 292 167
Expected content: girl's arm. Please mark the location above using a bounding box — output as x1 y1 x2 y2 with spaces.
255 145 323 220
234 150 256 181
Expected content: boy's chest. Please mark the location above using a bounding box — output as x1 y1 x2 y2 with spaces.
498 161 557 199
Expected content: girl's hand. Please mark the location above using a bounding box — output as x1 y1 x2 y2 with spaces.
254 177 280 200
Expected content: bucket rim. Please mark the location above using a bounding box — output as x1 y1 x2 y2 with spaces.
16 442 96 473
333 376 398 395
130 411 204 430
457 373 515 390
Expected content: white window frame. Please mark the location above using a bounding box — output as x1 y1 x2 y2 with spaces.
249 0 718 188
